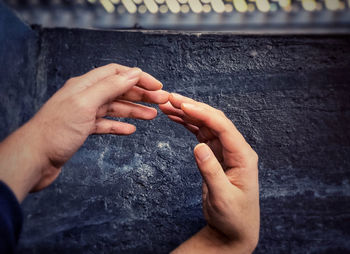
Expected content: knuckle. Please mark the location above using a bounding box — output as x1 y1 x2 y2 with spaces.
210 106 225 117
243 149 259 168
113 73 128 82
129 109 137 118
106 63 119 69
140 90 147 101
109 126 117 133
107 63 118 67
217 109 226 116
66 76 79 85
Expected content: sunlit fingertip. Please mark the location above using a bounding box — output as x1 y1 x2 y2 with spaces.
147 108 158 119
152 81 163 90
194 143 212 162
129 125 137 134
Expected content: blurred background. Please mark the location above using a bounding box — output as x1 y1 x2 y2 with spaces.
3 0 350 32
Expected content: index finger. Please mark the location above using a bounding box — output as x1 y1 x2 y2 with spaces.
78 63 163 91
169 93 251 155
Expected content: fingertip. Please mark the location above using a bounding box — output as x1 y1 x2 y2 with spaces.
169 93 183 108
139 109 158 120
152 80 163 90
147 108 158 119
158 101 171 112
194 142 206 150
129 124 137 134
156 90 170 104
140 72 163 91
194 143 212 162
122 122 137 135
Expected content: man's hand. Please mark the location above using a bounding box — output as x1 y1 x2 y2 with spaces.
0 63 168 202
159 93 260 253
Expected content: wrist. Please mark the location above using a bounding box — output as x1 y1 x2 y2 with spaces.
172 225 256 254
0 120 49 202
204 225 256 254
25 117 53 169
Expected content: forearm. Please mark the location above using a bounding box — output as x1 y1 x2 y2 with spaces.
0 120 48 202
171 226 254 254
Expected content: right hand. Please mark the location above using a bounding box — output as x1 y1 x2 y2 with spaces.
160 93 260 253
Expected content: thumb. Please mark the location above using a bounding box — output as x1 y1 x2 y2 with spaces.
194 143 231 196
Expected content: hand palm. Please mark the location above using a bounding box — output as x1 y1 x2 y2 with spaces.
30 65 167 192
159 93 259 247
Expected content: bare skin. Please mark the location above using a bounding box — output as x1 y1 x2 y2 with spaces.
159 93 260 254
0 65 259 253
0 63 169 202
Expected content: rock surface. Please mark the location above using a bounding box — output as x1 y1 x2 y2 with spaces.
0 2 38 140
1 9 350 253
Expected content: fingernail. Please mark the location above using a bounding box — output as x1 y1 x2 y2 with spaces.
195 144 211 162
122 67 142 80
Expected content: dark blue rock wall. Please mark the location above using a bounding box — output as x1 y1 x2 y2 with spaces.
0 1 38 140
0 12 349 253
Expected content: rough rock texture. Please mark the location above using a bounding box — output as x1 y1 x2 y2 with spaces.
0 12 349 254
0 1 38 140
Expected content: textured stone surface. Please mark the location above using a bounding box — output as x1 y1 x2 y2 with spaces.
0 1 38 140
0 15 350 254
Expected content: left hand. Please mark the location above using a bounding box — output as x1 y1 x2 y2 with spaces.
0 63 168 201
160 93 260 253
